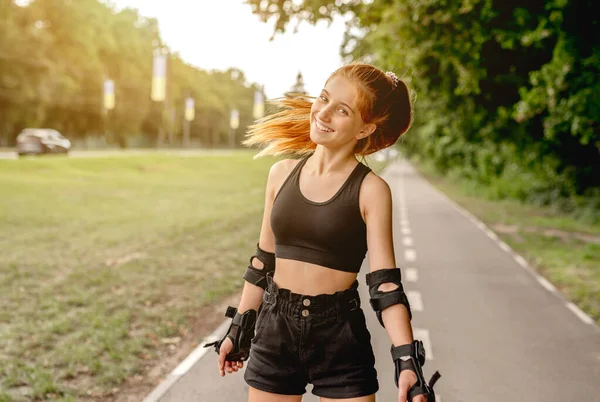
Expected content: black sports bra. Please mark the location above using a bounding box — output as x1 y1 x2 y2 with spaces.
270 155 372 273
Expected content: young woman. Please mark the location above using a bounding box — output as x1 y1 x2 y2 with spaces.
205 63 439 402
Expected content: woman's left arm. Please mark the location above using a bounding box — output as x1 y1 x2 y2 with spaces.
362 173 413 344
361 174 427 402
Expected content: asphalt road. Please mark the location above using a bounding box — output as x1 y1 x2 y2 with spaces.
147 158 600 402
0 149 234 159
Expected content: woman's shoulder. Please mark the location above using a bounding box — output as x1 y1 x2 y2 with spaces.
269 158 302 180
360 170 392 204
266 158 303 194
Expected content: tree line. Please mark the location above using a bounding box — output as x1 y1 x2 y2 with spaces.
0 0 262 148
248 0 599 219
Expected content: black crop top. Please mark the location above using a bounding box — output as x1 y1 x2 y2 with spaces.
270 155 372 273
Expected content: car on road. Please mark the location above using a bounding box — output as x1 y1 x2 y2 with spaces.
16 128 71 156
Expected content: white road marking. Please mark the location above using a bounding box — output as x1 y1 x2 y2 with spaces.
537 276 557 293
404 249 416 262
485 229 499 241
514 255 528 269
400 219 410 227
407 291 423 311
566 302 595 325
401 227 411 235
422 162 600 331
498 241 511 253
403 237 414 247
405 268 418 282
142 319 231 402
174 319 230 375
413 328 434 360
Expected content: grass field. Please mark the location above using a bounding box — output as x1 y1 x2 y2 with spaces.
0 150 392 401
0 151 277 401
410 158 600 326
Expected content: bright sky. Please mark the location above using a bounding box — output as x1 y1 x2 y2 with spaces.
113 0 348 99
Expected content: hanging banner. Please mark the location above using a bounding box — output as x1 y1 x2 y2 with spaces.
103 79 115 110
151 54 167 101
253 90 264 119
230 109 239 130
185 98 195 121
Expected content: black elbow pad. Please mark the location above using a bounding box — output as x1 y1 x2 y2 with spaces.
365 268 412 327
242 243 275 289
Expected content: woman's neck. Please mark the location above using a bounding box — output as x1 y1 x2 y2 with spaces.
309 147 358 175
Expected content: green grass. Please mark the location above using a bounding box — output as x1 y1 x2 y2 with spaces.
410 157 600 325
0 151 273 401
0 150 392 401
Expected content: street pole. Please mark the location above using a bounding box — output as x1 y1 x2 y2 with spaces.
184 97 194 147
230 109 239 149
184 119 190 147
253 89 264 120
151 49 167 147
103 79 115 148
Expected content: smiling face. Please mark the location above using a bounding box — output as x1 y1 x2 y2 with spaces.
309 75 375 150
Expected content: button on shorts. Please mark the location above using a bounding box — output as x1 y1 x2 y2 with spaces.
244 278 379 398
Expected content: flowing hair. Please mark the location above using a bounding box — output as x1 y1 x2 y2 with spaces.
243 63 412 158
243 95 316 158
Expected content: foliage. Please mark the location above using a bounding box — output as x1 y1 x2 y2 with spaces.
0 0 263 147
246 0 600 212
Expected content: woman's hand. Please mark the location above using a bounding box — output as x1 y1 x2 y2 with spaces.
397 370 427 402
217 337 244 376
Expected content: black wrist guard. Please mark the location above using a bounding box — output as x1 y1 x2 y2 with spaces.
391 340 441 401
203 306 257 362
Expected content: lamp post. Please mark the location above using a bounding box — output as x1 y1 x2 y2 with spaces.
230 109 239 148
253 89 264 120
151 47 168 146
184 97 195 147
103 79 115 146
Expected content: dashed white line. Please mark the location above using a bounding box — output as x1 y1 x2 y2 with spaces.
537 276 557 293
407 291 423 311
484 229 499 241
405 268 418 282
401 227 411 235
418 163 599 331
403 237 414 247
566 302 595 325
498 241 511 253
400 219 410 227
404 249 416 262
514 255 528 269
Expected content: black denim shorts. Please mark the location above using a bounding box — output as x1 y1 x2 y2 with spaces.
244 277 379 398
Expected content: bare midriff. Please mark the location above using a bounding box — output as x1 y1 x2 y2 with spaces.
273 258 358 295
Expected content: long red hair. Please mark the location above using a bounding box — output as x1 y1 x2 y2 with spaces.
243 63 412 158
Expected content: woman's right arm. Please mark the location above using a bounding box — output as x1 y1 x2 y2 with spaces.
218 160 288 376
236 160 281 313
